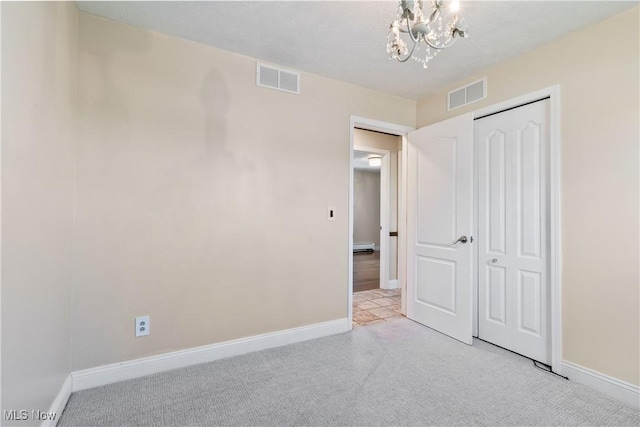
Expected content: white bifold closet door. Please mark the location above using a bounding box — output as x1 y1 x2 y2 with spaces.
476 99 550 364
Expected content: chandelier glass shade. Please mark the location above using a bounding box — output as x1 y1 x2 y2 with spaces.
387 0 468 68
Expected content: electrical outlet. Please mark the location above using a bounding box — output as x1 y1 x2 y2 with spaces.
135 316 150 337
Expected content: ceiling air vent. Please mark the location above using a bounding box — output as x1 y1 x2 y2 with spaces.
448 77 487 111
256 63 300 95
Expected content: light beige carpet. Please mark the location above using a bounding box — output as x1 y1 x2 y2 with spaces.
59 318 639 426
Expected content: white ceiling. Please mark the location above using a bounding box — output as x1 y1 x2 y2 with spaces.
77 1 636 100
354 150 382 171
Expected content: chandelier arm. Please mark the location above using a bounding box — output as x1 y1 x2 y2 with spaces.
396 40 418 62
423 33 458 50
425 6 441 26
405 16 420 43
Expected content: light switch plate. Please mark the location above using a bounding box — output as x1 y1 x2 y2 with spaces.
328 207 336 220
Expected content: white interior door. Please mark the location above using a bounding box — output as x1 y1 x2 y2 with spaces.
476 99 550 364
407 114 473 345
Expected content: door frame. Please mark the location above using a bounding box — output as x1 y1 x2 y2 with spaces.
349 116 414 328
353 145 390 290
471 85 562 374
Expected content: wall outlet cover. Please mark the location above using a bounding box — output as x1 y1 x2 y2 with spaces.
135 316 150 337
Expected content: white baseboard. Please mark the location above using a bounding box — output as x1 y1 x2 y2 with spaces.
43 374 72 427
72 318 350 392
562 360 640 408
382 279 398 290
353 242 375 252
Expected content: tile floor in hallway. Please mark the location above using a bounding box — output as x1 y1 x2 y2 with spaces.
353 288 403 327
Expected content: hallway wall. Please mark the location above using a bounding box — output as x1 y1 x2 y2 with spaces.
353 170 381 248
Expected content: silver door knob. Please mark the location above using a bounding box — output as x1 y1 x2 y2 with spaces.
490 259 498 263
452 236 468 245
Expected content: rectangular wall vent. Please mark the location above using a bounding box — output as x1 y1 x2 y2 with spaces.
448 77 487 111
256 63 300 95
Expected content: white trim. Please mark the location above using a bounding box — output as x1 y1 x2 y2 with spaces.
42 374 72 427
548 86 563 374
349 124 355 327
472 120 479 337
71 318 349 392
472 86 557 120
353 242 375 252
562 361 640 409
380 151 390 290
398 135 408 315
351 116 414 136
384 279 399 290
349 116 414 326
471 85 562 375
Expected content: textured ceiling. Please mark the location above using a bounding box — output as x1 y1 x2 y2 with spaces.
76 1 636 100
354 150 382 172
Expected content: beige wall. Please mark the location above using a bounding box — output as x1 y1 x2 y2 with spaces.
354 129 402 280
1 1 77 420
417 8 639 385
354 170 381 247
3 3 635 405
72 13 415 370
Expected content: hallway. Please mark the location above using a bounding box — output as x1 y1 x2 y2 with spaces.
353 251 380 293
352 288 402 327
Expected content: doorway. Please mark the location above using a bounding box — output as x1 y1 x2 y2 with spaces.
352 135 400 327
353 148 384 293
349 118 414 329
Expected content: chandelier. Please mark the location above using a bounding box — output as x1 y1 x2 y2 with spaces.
387 0 468 68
